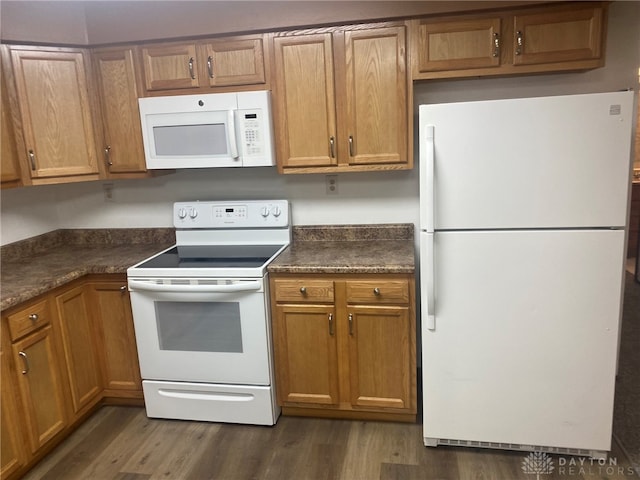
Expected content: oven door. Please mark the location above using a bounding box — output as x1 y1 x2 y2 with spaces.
127 277 271 385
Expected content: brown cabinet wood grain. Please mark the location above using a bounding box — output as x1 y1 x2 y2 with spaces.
8 46 101 184
270 274 416 421
0 351 27 479
88 279 142 397
140 34 267 95
272 25 410 173
274 303 339 406
54 286 102 419
1 72 23 189
93 47 148 177
11 324 67 454
410 2 606 80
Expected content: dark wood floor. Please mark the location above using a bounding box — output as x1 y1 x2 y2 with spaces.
22 406 638 480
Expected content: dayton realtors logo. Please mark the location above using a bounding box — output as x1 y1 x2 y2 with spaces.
522 451 636 477
522 452 554 479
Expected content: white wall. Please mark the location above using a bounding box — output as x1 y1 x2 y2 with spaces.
1 1 639 246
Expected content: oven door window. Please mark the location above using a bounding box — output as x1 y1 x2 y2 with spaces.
156 301 242 353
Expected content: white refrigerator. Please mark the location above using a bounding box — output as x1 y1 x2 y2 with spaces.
419 91 634 457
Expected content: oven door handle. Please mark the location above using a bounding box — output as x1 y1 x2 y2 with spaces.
128 279 261 293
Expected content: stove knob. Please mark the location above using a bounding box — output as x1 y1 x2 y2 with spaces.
271 205 282 217
260 206 270 218
189 208 198 219
178 208 187 219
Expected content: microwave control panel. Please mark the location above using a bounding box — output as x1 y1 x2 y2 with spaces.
238 109 264 158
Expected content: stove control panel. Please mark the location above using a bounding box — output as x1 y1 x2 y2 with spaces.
174 200 289 228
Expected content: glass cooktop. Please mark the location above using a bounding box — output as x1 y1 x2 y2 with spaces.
137 244 284 269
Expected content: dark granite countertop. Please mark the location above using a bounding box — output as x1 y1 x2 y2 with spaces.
1 224 415 311
1 229 174 312
267 224 415 274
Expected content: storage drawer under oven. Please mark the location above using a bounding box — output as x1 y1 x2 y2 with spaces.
142 380 279 425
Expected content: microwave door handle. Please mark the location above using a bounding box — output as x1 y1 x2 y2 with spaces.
128 279 261 293
227 110 239 159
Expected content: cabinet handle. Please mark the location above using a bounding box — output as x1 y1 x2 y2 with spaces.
348 136 355 157
328 313 334 336
207 55 214 78
373 288 380 296
492 33 500 58
329 136 335 158
28 149 36 170
348 313 354 335
104 145 112 167
18 351 29 374
299 286 306 294
28 313 38 321
515 30 523 56
120 285 127 293
188 57 196 79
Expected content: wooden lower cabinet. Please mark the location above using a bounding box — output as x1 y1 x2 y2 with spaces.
0 351 27 479
87 277 142 398
274 303 339 406
0 274 142 479
270 274 416 421
11 324 68 454
54 286 103 418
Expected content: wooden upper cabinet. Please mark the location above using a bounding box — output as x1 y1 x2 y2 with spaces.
511 6 603 66
202 37 265 87
1 74 23 188
273 33 337 169
93 47 147 176
344 27 407 166
415 17 502 72
141 42 200 92
140 35 267 94
9 46 100 183
410 2 607 80
272 25 410 174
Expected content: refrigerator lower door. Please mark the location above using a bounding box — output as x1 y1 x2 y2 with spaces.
421 229 625 453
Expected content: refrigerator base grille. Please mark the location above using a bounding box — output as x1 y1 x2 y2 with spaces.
424 437 606 460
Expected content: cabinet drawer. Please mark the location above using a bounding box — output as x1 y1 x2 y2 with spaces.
346 280 409 304
273 279 334 303
7 299 51 341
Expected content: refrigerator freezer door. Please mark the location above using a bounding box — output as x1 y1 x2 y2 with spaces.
421 229 625 451
419 91 634 230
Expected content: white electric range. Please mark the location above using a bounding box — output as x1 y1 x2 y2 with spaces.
127 200 290 425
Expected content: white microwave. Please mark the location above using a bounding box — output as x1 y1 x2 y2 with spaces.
138 91 275 169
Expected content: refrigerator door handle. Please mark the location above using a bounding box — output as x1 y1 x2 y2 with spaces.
424 125 435 233
422 232 436 330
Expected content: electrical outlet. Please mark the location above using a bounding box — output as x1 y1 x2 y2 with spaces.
103 183 115 202
325 175 338 195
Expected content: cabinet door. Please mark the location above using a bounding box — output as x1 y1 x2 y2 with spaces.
141 43 199 92
512 6 603 66
415 17 502 72
273 304 339 406
273 34 337 169
12 325 67 454
1 351 27 479
1 74 23 188
347 305 413 411
201 38 265 87
10 47 99 180
89 282 142 395
344 27 407 166
55 286 102 417
93 48 146 175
